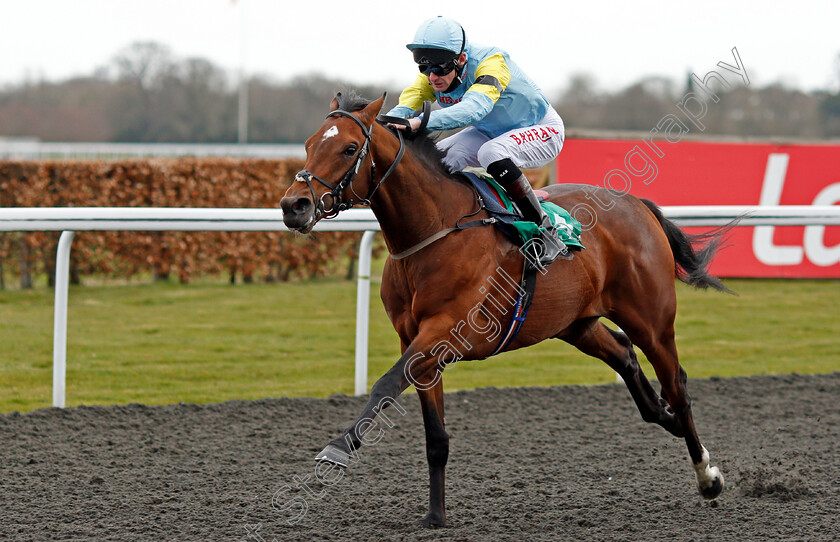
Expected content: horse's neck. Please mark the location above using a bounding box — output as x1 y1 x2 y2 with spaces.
369 143 475 255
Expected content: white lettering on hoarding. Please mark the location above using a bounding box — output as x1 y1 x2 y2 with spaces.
804 184 840 266
753 154 802 265
752 153 840 267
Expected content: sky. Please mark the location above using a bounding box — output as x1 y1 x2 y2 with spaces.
2 0 839 97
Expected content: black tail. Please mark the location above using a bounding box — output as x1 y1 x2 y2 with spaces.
641 199 736 294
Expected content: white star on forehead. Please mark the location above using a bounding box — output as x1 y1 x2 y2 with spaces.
322 126 339 140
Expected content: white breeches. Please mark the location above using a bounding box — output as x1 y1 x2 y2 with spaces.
436 106 565 172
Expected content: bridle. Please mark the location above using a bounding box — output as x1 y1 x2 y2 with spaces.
292 102 492 261
294 109 406 219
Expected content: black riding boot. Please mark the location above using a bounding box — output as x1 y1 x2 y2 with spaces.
486 158 568 268
506 175 569 267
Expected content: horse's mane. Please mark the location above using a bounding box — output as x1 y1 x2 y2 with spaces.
334 91 454 179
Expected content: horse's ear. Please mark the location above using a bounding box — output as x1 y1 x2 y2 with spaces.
359 93 386 126
329 92 342 112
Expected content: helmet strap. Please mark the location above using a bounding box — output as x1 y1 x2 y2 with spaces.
443 56 465 93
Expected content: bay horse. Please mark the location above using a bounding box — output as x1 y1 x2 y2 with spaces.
280 92 728 527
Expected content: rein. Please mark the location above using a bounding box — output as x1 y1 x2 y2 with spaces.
294 109 406 218
295 106 496 260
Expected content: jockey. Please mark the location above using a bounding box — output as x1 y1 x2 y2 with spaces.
386 16 568 267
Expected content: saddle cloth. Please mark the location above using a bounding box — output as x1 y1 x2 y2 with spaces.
459 167 585 250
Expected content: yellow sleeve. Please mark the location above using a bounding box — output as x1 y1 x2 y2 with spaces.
397 73 436 111
468 53 511 104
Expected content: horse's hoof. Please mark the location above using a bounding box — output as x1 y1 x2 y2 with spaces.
698 469 724 500
314 444 349 468
415 513 446 528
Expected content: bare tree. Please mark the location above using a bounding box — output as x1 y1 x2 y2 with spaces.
0 41 837 143
109 42 177 141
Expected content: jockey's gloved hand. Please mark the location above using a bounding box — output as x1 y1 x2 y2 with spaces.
388 117 422 132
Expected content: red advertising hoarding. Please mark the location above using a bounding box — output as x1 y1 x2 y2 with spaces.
555 138 840 278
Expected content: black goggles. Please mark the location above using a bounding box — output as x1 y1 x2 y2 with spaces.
418 59 458 76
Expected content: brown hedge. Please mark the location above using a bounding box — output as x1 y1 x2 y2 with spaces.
0 158 375 286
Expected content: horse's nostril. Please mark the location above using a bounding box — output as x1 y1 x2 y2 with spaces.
292 197 311 214
281 196 312 217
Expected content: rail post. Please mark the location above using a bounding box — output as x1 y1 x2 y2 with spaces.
52 231 76 408
354 231 377 395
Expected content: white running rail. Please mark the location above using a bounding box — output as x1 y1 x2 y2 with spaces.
1 205 839 407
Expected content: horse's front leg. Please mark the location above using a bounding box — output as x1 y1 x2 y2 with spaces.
415 377 448 528
315 322 450 469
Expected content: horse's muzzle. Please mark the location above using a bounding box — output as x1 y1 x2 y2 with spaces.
280 195 316 232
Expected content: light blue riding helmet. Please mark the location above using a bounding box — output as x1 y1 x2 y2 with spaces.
406 16 468 58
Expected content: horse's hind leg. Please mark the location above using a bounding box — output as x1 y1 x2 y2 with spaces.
561 318 681 436
618 316 724 500
415 376 449 528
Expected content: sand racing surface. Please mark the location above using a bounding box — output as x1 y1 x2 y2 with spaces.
2 372 838 541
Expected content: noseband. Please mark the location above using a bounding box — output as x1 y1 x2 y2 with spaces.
294 109 406 219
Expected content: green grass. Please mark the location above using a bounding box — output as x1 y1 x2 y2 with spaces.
1 274 838 413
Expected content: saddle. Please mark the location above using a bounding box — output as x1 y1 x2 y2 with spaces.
458 167 585 251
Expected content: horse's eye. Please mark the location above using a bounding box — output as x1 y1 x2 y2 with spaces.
343 145 358 156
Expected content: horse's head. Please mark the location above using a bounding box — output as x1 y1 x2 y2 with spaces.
280 92 386 233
